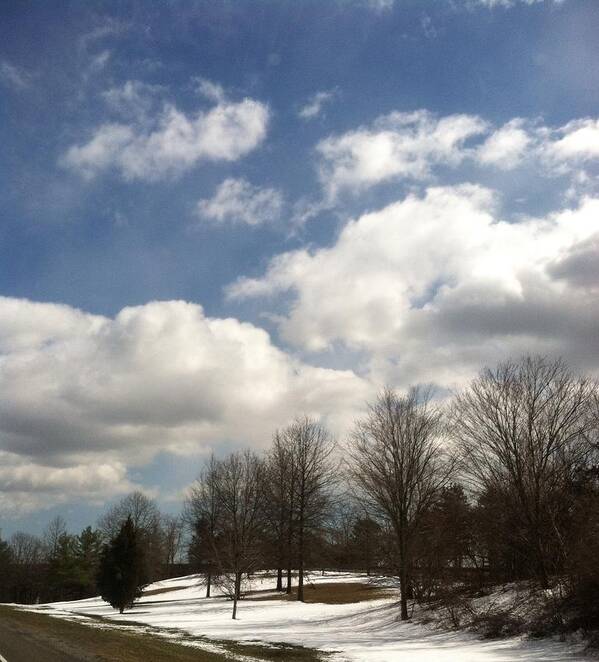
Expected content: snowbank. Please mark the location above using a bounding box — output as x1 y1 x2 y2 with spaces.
30 572 591 661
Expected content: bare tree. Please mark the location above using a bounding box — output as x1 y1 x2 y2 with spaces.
283 417 336 602
349 386 454 620
98 491 161 540
10 531 44 566
213 450 265 619
263 431 296 592
98 491 163 581
453 356 596 587
43 515 67 559
162 514 183 576
184 455 220 597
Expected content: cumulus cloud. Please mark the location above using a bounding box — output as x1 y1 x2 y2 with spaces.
548 233 599 289
62 86 269 181
316 110 488 198
0 297 370 515
316 111 599 197
298 89 338 120
476 119 531 169
0 452 136 516
229 186 599 389
196 178 284 226
548 118 599 162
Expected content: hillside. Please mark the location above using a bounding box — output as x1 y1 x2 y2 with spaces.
18 572 592 662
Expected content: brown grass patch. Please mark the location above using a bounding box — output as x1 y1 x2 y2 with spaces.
0 605 326 661
255 582 394 605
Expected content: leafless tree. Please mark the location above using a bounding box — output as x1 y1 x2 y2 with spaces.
98 491 161 540
162 514 184 575
283 417 337 602
184 455 221 597
263 431 296 592
213 450 265 619
98 491 164 581
43 515 67 559
10 531 44 566
453 356 597 587
349 386 454 620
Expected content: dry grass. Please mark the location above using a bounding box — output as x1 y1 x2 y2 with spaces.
255 581 393 605
0 605 326 662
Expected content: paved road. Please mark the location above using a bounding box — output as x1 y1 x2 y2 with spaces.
0 618 86 662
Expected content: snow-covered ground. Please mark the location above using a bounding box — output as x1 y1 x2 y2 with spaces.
28 572 592 661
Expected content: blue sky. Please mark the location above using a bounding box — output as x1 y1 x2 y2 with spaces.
1 0 599 536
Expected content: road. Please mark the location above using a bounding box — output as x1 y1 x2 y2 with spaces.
0 616 86 662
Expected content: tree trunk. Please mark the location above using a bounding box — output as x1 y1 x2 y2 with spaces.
399 530 409 620
399 561 409 621
232 571 241 619
297 504 305 602
276 566 283 592
286 523 293 594
206 571 211 598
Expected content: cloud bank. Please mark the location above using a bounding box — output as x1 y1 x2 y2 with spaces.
0 298 370 514
316 111 599 198
229 186 599 388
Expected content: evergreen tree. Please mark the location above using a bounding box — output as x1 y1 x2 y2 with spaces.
76 526 103 596
0 534 13 602
47 533 80 600
97 516 146 613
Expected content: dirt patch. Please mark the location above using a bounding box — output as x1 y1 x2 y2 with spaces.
254 581 394 605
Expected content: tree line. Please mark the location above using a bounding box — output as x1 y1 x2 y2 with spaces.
0 492 184 604
1 355 598 630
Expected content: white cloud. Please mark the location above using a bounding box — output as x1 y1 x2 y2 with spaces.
0 59 31 90
229 186 599 389
470 0 563 7
476 118 531 169
364 0 395 12
63 89 269 181
197 178 283 226
0 297 370 515
298 90 337 120
316 111 599 197
548 118 599 162
316 110 488 198
195 77 226 104
102 80 165 120
0 452 136 516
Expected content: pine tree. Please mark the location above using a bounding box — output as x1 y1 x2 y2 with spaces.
0 534 13 602
76 526 103 596
97 516 146 613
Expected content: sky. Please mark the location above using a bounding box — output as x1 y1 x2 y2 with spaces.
1 0 598 536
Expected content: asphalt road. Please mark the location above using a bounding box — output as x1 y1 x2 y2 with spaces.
0 618 86 662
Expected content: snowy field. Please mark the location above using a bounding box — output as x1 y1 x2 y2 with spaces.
28 572 592 662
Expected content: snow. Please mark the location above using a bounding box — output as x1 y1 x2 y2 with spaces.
25 572 591 661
